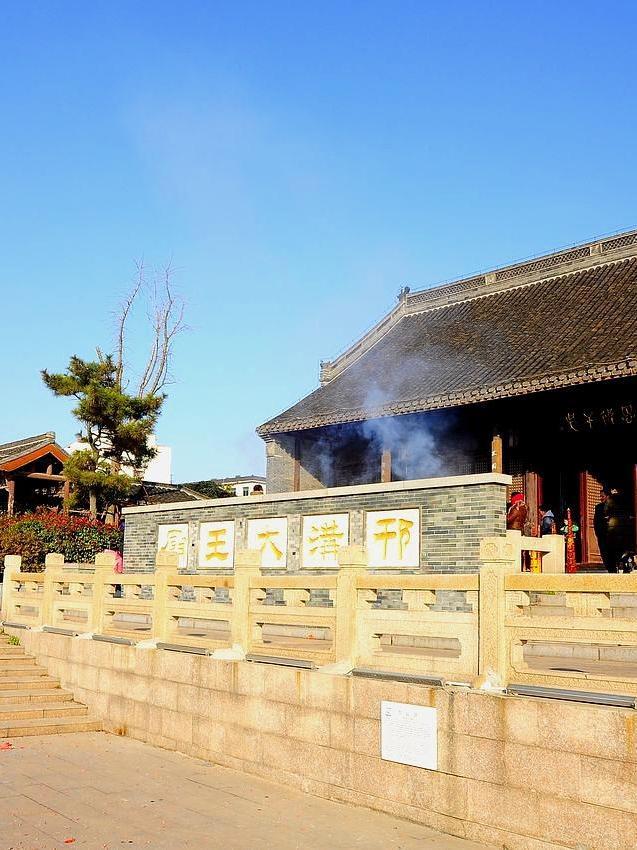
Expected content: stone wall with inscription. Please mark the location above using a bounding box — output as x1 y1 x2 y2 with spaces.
122 474 508 574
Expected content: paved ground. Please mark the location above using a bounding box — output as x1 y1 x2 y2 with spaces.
0 732 493 850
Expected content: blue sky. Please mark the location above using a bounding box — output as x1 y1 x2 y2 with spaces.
1 1 636 481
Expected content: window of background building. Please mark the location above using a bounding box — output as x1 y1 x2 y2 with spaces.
242 486 249 496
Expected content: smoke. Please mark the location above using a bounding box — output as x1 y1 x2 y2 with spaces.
298 346 486 487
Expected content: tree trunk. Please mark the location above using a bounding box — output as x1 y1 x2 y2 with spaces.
89 489 98 518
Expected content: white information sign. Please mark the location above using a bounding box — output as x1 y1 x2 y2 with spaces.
157 523 189 569
247 517 288 568
380 700 438 770
366 508 420 568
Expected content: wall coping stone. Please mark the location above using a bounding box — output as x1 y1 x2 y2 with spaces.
123 473 512 515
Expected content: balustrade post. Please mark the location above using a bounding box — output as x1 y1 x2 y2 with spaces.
153 551 179 642
41 553 65 627
476 535 519 690
335 545 367 668
1 555 21 620
93 551 118 634
540 534 566 574
231 550 261 654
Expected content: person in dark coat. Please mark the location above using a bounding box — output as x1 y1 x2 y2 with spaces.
595 488 630 573
539 504 556 535
593 488 611 570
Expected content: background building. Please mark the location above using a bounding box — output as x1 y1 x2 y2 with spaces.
258 229 637 568
0 432 68 515
212 475 267 497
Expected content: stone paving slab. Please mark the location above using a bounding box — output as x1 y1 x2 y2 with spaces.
0 732 494 850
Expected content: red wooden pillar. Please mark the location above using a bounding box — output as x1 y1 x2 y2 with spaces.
524 472 541 535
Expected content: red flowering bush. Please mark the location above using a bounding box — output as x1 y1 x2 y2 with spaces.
0 511 122 570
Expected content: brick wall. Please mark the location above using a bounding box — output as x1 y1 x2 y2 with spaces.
123 474 508 574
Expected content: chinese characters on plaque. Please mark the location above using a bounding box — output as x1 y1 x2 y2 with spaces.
247 517 288 568
562 402 635 432
157 523 189 569
301 513 349 568
198 521 235 569
365 508 420 568
157 507 421 571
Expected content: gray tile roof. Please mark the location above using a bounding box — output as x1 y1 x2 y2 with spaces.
0 432 59 465
258 255 637 436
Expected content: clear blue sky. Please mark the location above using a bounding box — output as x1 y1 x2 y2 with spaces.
2 1 636 482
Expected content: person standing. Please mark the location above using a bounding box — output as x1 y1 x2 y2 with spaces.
539 504 556 535
593 488 611 570
507 491 529 532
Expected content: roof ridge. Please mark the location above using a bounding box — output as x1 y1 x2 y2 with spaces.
0 432 56 451
406 255 634 317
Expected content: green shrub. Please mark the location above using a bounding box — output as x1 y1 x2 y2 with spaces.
0 511 122 570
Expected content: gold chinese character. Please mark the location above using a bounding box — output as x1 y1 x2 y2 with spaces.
374 517 414 560
205 527 229 561
257 529 283 560
161 529 186 555
309 520 344 560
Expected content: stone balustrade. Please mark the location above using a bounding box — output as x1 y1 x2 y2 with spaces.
5 531 637 696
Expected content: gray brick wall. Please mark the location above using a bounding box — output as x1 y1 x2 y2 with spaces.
123 479 506 574
265 435 296 494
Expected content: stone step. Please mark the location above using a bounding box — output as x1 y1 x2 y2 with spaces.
0 688 70 704
0 654 36 666
0 675 60 690
0 645 26 655
0 714 102 738
0 663 46 677
0 702 88 722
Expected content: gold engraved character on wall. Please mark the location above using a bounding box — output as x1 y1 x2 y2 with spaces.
366 509 420 569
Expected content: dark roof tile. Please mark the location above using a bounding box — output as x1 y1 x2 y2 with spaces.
258 258 637 435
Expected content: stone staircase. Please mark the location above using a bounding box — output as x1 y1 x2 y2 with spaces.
0 633 101 738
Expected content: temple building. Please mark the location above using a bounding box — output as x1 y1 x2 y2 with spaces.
0 432 69 515
258 230 637 568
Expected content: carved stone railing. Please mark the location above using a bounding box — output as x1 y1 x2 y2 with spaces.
4 530 637 697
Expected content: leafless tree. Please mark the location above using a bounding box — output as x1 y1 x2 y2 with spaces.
114 260 187 397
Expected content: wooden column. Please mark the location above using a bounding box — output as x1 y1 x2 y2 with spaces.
6 477 15 516
524 471 540 535
491 434 503 474
62 479 70 513
380 448 392 483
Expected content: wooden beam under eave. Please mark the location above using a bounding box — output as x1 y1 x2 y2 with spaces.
17 472 66 482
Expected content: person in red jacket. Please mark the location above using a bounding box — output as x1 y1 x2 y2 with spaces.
507 492 528 532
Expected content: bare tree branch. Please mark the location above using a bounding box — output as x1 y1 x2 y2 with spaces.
113 261 187 400
115 261 145 392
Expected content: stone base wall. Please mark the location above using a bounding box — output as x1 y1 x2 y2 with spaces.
12 627 637 850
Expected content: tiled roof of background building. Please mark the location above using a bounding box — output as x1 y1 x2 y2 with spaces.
0 432 61 465
258 241 637 436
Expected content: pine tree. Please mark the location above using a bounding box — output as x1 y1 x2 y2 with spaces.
42 354 164 518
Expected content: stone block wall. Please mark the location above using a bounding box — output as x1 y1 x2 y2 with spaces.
123 474 508 573
13 627 637 850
